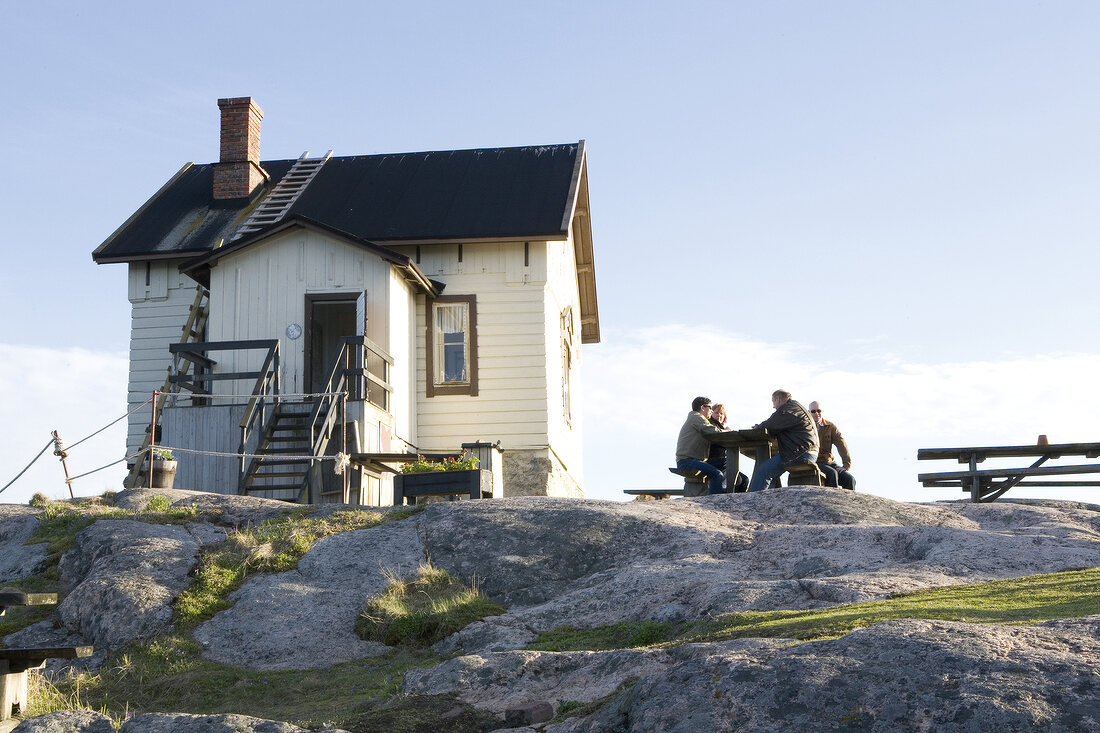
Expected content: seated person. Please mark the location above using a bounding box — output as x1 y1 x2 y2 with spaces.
748 390 820 492
706 403 748 492
675 396 727 495
809 401 856 490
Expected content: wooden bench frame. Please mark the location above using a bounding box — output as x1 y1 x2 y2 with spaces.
1 647 93 720
623 488 685 500
785 461 825 487
0 588 93 721
917 442 1100 502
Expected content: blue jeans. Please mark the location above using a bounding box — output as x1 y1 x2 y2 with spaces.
749 451 817 492
819 462 856 490
676 458 725 495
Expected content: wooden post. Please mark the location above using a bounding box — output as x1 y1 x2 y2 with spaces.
149 390 159 490
50 431 74 498
969 454 980 502
341 392 348 502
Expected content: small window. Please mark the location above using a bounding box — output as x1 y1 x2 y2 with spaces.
561 307 574 424
427 295 478 397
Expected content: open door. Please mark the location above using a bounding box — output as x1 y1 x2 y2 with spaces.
304 293 363 395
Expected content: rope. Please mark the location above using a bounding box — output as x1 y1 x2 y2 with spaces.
0 438 55 495
66 398 154 451
155 445 338 461
167 391 345 402
63 456 130 483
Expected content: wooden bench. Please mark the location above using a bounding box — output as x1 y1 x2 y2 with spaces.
623 488 685 500
917 441 1100 502
668 467 709 497
0 588 93 720
1 647 93 720
785 461 825 487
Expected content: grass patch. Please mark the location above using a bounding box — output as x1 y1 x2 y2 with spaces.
174 510 395 630
27 634 440 729
357 564 506 647
342 693 498 733
528 620 683 652
529 567 1100 651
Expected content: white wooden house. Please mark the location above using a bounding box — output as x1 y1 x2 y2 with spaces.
92 97 599 504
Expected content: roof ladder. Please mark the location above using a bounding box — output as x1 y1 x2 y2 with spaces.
232 150 332 240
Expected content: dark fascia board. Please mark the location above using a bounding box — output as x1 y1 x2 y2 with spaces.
94 249 209 265
179 215 440 296
92 163 195 264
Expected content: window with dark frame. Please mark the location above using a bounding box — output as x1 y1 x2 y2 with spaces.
426 294 478 397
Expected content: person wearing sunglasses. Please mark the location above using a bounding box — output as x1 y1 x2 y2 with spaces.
808 401 855 490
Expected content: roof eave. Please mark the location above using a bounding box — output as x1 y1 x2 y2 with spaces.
92 163 195 264
566 143 600 344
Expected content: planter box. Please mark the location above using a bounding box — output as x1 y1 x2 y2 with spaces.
149 460 177 489
393 469 492 505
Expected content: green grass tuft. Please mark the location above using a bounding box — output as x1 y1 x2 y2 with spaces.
357 564 506 647
528 566 1100 651
174 509 392 629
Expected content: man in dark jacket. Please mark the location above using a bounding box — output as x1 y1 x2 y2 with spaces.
748 390 820 492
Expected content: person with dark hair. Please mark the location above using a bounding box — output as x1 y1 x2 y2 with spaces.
809 401 856 490
748 389 819 492
675 396 728 495
706 403 748 492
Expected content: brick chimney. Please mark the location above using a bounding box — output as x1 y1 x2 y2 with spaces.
213 97 267 200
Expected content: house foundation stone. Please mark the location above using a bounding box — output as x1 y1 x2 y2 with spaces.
503 449 583 498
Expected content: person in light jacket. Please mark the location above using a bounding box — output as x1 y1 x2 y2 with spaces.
675 396 728 495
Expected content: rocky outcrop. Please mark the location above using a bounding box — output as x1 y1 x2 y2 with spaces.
2 489 1098 731
10 710 115 732
54 520 200 648
11 711 350 732
0 505 47 583
545 617 1100 732
423 492 1100 656
193 518 425 669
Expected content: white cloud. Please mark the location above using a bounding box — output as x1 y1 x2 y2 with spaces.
0 344 129 505
582 325 1100 504
5 335 1098 510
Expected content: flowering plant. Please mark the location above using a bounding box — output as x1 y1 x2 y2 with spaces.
152 448 174 461
400 451 480 474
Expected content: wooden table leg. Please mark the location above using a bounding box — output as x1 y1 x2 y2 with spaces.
724 447 739 493
969 455 980 502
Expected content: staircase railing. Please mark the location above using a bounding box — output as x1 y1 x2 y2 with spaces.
298 336 394 502
236 341 283 488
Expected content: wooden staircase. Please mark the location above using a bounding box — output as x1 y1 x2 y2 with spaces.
232 151 332 241
126 285 210 488
240 402 315 502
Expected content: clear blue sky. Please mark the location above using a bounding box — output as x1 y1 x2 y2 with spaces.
3 1 1100 505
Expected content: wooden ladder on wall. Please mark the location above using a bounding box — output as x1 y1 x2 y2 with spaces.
231 150 332 241
125 284 210 488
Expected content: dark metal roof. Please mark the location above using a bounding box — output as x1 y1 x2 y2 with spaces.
93 143 582 262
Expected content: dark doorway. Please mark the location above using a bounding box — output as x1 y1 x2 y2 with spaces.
304 294 358 395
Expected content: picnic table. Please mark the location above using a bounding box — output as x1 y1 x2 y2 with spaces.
707 428 777 491
917 441 1100 502
0 588 93 720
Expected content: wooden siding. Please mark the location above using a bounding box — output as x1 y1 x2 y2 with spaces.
404 241 555 453
544 235 585 483
162 404 247 493
125 261 202 458
206 229 394 396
